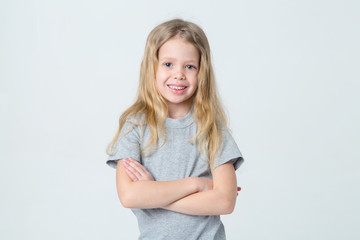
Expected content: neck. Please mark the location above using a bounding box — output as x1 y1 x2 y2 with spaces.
167 101 193 119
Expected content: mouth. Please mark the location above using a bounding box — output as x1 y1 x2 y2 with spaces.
167 84 188 94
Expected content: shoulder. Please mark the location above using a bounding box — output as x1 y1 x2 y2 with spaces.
219 125 238 148
121 113 148 131
126 112 146 125
218 122 232 137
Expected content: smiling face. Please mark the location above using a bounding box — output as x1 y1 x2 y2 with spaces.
155 36 200 118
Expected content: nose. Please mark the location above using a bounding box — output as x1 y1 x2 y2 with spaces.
174 74 185 80
173 68 185 80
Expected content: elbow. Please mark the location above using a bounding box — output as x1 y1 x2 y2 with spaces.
223 202 235 215
117 188 135 208
119 192 135 208
221 196 236 215
214 188 236 215
119 194 131 208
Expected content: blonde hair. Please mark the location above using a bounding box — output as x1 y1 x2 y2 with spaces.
106 19 227 172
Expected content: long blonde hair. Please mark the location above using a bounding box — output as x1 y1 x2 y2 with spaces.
106 19 227 172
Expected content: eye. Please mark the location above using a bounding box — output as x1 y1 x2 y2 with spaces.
164 62 173 67
185 65 197 70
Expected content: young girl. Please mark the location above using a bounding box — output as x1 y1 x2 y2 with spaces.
106 19 244 240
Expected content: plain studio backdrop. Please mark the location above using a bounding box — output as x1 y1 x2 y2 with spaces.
1 0 359 239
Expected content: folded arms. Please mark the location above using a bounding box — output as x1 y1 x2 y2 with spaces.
116 158 239 215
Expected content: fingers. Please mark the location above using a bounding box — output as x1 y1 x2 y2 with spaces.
122 159 142 180
122 158 154 181
126 158 148 176
125 168 139 181
120 159 138 181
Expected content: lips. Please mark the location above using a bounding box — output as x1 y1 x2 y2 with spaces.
167 84 187 90
167 84 188 94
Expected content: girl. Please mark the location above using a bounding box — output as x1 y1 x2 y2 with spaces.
106 19 244 240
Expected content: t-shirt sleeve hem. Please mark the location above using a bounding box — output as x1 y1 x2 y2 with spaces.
106 155 141 169
233 156 244 171
106 159 120 169
214 156 244 171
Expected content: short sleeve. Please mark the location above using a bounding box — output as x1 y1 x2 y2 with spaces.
106 121 141 169
213 129 244 170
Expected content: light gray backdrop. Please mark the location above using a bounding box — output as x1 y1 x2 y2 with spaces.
1 0 359 239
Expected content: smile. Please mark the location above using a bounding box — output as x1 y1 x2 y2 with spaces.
168 85 186 90
167 84 188 94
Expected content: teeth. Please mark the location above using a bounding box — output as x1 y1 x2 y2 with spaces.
169 85 186 90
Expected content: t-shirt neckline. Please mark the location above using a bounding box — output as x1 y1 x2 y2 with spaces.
165 108 194 129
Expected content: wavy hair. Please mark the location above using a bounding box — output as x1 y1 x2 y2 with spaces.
106 19 227 172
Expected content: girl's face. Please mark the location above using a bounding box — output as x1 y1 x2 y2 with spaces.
156 36 200 115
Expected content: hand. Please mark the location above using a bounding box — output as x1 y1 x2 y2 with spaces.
121 157 154 182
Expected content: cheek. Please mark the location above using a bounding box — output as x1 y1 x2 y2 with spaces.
156 70 167 83
155 70 161 83
192 78 199 95
191 75 199 88
155 74 165 92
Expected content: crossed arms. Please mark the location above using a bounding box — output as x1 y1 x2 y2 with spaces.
115 157 240 215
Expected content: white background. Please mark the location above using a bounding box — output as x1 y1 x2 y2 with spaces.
1 0 359 239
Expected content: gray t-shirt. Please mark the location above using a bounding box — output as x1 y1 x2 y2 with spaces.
106 110 244 240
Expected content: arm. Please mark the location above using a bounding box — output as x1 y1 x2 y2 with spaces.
116 158 212 209
163 161 238 215
122 158 240 215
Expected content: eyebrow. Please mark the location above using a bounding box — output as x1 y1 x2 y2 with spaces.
159 57 198 64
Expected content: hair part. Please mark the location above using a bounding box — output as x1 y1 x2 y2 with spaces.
106 18 228 173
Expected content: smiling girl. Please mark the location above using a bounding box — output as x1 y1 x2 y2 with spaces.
106 19 244 240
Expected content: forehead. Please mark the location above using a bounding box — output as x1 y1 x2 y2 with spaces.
158 37 200 61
